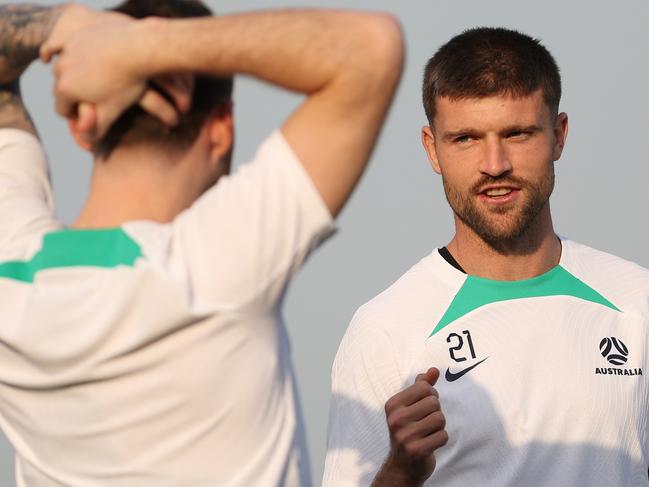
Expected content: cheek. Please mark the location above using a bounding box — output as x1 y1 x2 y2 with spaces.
509 140 553 173
437 145 479 176
438 162 473 191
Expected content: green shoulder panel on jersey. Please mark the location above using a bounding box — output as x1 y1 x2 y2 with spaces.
430 265 620 336
0 228 142 283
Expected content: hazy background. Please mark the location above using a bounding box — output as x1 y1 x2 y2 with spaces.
1 0 648 485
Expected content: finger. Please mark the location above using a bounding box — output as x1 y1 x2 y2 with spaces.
67 104 97 150
151 74 194 113
388 395 441 434
68 103 98 147
174 73 195 111
93 101 132 142
75 103 98 140
406 429 449 457
40 40 62 63
415 367 440 386
52 59 78 118
66 117 92 151
54 88 77 119
385 380 438 413
393 409 446 449
407 395 442 422
138 89 180 127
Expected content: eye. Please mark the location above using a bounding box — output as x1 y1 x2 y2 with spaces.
453 134 474 144
507 130 530 139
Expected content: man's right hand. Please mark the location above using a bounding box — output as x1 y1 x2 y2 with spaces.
372 367 448 487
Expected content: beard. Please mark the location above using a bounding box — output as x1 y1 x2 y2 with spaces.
442 166 555 249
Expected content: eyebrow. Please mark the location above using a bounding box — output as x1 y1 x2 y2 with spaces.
442 129 481 142
442 124 543 141
498 124 542 135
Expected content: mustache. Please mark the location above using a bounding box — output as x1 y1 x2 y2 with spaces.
471 175 529 194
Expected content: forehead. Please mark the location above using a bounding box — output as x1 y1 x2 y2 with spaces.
433 90 551 132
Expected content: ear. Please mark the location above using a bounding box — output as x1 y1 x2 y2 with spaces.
422 125 441 174
207 101 234 167
552 112 569 161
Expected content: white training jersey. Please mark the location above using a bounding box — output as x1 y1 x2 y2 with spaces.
0 129 334 486
324 243 649 486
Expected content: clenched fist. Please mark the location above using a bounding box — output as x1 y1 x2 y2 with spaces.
372 367 448 487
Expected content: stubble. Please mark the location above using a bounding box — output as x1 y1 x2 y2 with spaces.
442 167 555 251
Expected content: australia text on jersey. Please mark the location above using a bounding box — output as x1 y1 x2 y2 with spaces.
595 367 643 376
595 336 643 377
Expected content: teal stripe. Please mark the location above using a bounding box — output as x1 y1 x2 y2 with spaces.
0 228 142 283
431 265 620 336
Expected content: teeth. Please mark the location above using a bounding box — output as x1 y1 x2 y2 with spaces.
485 188 512 197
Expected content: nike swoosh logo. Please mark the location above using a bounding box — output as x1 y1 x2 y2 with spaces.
445 357 489 382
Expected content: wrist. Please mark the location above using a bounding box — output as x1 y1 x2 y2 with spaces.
373 458 428 487
130 17 175 78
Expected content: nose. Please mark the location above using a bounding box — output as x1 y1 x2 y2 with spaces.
479 136 512 177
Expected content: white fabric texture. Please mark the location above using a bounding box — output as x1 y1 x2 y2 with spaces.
0 129 334 486
0 130 61 255
324 241 649 486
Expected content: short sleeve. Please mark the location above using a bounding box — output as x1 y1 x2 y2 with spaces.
0 129 55 250
323 310 403 487
173 130 335 311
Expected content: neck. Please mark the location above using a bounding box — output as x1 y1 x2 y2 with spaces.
72 146 199 229
447 206 561 280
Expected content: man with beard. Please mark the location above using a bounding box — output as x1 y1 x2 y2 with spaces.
323 27 649 487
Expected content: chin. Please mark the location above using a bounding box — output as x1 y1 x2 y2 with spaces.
458 208 528 243
475 212 546 250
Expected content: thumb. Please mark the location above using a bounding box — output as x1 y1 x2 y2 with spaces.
67 104 96 152
76 103 97 134
415 367 440 386
40 40 62 63
72 103 99 145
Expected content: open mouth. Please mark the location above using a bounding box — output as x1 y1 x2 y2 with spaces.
484 188 512 197
479 187 519 202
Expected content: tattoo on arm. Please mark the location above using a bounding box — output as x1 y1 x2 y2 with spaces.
0 4 63 81
0 4 64 135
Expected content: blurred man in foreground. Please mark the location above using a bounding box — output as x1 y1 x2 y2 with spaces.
0 1 403 485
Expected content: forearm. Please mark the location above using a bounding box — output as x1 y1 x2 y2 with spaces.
0 3 66 134
133 10 401 98
0 4 65 83
51 8 403 215
132 10 402 215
